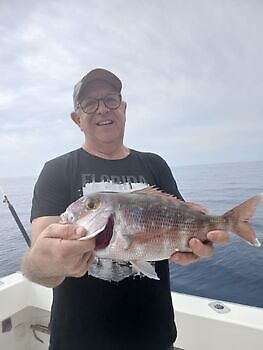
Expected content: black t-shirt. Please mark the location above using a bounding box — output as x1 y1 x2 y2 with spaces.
31 148 183 350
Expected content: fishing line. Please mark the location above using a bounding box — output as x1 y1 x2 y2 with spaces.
1 185 31 247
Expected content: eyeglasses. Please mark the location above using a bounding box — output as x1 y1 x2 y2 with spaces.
78 93 122 114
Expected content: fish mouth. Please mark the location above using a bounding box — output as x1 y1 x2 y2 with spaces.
95 215 114 250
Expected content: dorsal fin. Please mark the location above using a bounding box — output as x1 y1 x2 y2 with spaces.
131 186 179 199
131 186 185 205
131 186 208 213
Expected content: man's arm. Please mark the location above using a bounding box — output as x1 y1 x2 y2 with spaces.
21 216 95 288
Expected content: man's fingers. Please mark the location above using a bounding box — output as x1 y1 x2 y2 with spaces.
207 230 229 244
171 238 213 265
42 223 96 255
86 253 95 269
58 236 96 256
69 252 95 278
171 252 200 265
43 223 87 240
189 238 213 257
171 230 229 266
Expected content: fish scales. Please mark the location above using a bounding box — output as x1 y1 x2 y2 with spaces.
120 196 212 246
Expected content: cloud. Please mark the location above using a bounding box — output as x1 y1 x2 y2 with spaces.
0 90 18 110
0 0 262 177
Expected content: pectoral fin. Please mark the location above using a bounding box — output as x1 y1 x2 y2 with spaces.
131 260 159 280
122 234 134 250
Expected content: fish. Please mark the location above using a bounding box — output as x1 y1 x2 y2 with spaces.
59 188 262 280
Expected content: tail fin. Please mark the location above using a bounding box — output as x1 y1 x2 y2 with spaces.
223 194 263 247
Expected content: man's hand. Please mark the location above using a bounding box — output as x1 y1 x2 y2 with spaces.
22 223 95 287
170 230 229 265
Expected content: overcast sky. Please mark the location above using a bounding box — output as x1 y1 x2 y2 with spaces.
0 0 262 178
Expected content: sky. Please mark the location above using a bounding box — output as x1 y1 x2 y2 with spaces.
0 0 262 178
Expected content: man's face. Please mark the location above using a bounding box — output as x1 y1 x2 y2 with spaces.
72 80 126 146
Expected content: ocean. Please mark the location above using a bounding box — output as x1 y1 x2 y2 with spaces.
0 161 262 308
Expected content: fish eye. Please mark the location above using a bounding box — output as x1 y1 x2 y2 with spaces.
85 198 100 210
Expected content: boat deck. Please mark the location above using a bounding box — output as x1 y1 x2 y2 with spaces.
1 273 263 350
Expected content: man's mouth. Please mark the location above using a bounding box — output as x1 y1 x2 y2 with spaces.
96 120 113 126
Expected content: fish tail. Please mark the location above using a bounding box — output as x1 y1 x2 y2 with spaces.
223 194 263 247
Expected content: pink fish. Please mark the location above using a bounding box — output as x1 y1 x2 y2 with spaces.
60 188 262 280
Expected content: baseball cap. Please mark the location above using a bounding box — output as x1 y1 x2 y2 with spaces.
73 68 122 110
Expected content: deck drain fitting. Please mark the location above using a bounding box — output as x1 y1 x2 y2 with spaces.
208 301 231 314
2 317 12 333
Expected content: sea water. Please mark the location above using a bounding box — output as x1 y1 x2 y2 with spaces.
0 161 262 307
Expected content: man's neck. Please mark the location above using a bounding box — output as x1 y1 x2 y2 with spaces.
82 143 130 160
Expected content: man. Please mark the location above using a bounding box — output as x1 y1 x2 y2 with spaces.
22 68 228 350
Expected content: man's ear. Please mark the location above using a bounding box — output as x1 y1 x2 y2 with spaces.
71 112 82 129
122 101 127 113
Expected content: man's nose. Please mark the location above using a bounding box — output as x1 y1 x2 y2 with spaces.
96 100 109 114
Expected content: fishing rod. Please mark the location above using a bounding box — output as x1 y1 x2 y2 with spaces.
1 188 31 247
